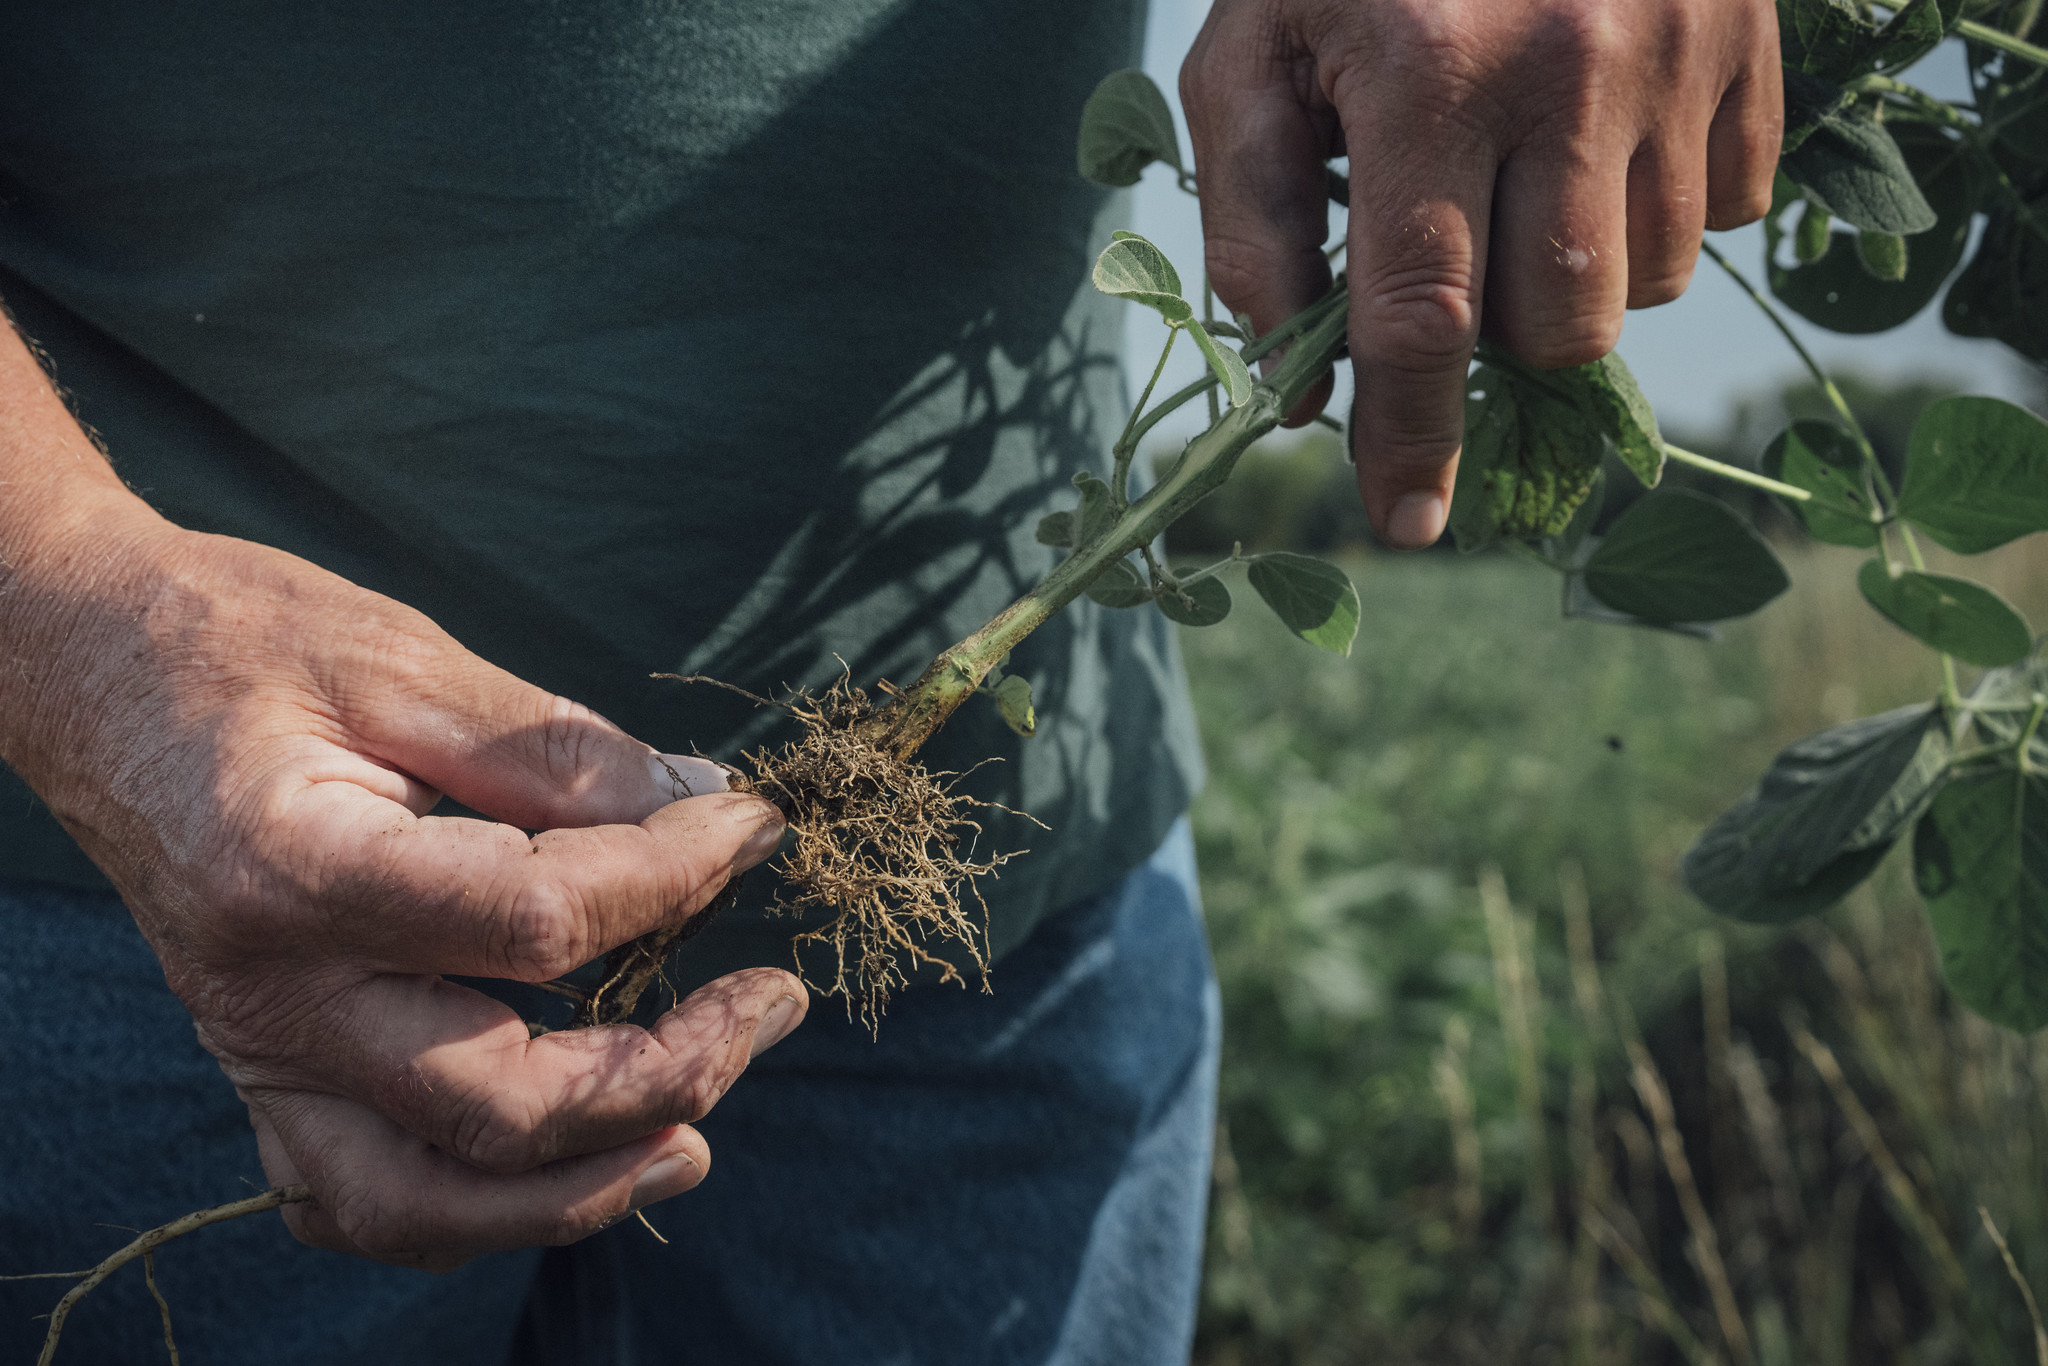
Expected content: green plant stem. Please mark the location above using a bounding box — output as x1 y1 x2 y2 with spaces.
1699 238 1961 708
2018 696 2047 776
1957 16 2048 69
1204 273 1221 426
1113 327 1178 511
1662 444 1814 501
1698 240 1888 486
873 289 1353 759
1117 285 1350 462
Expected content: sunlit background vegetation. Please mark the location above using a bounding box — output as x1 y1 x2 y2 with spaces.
1173 373 2048 1365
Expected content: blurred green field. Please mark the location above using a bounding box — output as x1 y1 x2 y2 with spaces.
1180 537 2048 1365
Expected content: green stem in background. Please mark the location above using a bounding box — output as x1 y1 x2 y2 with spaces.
1698 241 1889 491
1663 444 1813 501
1957 16 2048 70
1113 327 1178 511
1204 272 1221 426
873 289 1353 759
2017 695 2047 775
1117 285 1351 460
1698 238 1961 708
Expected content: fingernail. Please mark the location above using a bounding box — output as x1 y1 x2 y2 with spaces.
748 993 803 1059
732 811 786 873
648 753 729 805
1385 492 1446 550
630 1149 701 1208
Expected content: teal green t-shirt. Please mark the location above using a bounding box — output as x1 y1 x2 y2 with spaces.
0 0 1202 985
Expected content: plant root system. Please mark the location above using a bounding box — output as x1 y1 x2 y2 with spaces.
13 1184 310 1366
659 674 1029 1032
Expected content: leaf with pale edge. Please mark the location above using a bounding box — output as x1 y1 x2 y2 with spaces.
1896 396 2048 553
1582 490 1790 624
1092 234 1191 323
1760 421 1878 547
1684 703 1949 922
1780 100 1938 235
1580 352 1666 486
1186 319 1253 408
1077 70 1182 188
1766 127 1975 335
1915 770 2048 1031
1857 561 2033 667
1247 552 1360 655
1085 558 1154 609
1035 510 1074 548
993 674 1036 738
1454 350 1663 550
1157 574 1232 627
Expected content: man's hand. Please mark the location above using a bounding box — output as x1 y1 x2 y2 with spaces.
1182 0 1783 547
0 326 802 1270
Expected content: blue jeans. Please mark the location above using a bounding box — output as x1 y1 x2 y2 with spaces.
0 821 1216 1365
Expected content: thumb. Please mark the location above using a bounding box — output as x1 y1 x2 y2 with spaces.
345 640 737 831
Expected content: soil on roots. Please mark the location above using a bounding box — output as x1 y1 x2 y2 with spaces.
580 676 1025 1034
747 678 1023 1029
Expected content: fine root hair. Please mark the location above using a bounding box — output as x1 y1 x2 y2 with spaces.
729 675 1027 1031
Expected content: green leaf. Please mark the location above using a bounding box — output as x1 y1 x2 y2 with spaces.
1766 126 1974 334
1076 70 1182 188
1857 231 1908 281
1035 510 1074 548
993 674 1036 738
1451 363 1604 547
1944 194 2048 364
1548 467 1606 562
1896 396 2048 553
1092 234 1192 323
1857 560 2034 666
1580 352 1666 487
1914 770 2048 1031
1185 319 1253 408
1684 703 1949 922
1760 421 1879 547
1963 651 2048 762
1071 472 1115 547
1157 574 1232 627
1247 552 1361 655
1781 103 1938 235
1795 201 1834 263
1561 569 1719 640
1778 0 1957 86
1581 490 1790 624
1449 381 1524 553
1085 558 1154 609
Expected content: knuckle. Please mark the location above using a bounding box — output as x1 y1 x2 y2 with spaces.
1531 5 1629 73
1708 178 1774 230
1514 315 1622 370
536 693 605 789
329 1181 425 1261
676 1065 733 1125
1629 265 1694 308
490 878 589 981
1362 275 1478 369
445 1086 544 1175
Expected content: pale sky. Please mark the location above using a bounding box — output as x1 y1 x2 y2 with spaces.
1124 2 2039 449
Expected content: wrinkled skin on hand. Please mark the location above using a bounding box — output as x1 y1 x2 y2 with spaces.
0 435 801 1269
1182 0 1783 547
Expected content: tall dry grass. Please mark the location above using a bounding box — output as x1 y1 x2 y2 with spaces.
1187 535 2048 1365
